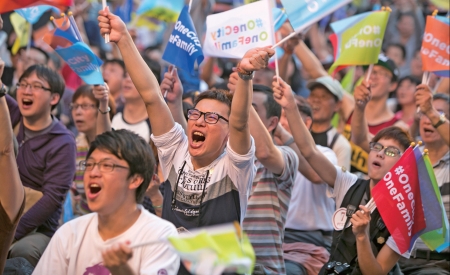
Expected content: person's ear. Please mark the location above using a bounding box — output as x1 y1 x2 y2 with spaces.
128 174 144 191
50 93 60 107
268 116 279 133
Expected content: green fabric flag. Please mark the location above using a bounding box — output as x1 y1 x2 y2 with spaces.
168 223 255 274
329 10 390 75
340 66 356 94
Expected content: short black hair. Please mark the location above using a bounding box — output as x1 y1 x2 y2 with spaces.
398 75 421 87
19 64 65 110
19 46 49 63
194 90 233 114
372 126 412 152
433 93 450 104
385 43 406 60
103 59 126 76
87 129 156 203
253 84 281 119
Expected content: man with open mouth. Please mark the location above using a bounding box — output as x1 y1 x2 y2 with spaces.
98 8 274 274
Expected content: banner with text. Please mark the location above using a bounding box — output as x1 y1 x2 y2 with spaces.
329 10 389 75
421 16 450 78
162 6 204 75
372 146 426 253
280 0 352 33
43 15 103 85
203 0 274 58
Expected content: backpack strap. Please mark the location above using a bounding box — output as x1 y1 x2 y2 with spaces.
329 132 340 150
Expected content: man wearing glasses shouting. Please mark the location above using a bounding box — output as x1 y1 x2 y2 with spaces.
98 6 273 245
4 64 76 267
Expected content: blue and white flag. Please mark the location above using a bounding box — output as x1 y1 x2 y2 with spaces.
273 7 287 31
114 0 133 23
162 6 204 75
15 5 59 24
280 0 351 33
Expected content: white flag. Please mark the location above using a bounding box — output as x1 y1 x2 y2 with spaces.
203 0 274 58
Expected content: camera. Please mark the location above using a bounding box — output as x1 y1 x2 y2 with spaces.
325 261 351 274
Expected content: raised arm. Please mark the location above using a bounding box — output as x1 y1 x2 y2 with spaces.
93 84 112 135
228 71 284 174
98 8 174 136
416 84 450 146
293 40 328 79
272 76 337 187
160 66 187 133
228 47 274 155
0 89 24 222
350 81 372 153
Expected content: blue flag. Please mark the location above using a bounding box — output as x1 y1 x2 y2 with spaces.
114 0 133 24
280 0 351 32
273 7 287 31
162 6 204 75
15 5 59 24
56 43 104 85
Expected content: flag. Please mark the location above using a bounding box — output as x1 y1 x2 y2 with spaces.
10 12 30 55
0 0 72 13
421 16 450 78
203 0 274 58
168 223 255 275
340 66 356 94
430 0 450 10
43 15 104 85
15 5 60 24
114 0 133 24
280 0 352 33
372 146 426 254
136 0 184 23
418 152 450 251
162 6 204 75
273 7 287 31
329 10 390 75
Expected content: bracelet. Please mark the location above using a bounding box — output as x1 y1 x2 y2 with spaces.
153 204 163 209
98 106 110 114
283 137 295 146
236 62 254 80
0 84 6 98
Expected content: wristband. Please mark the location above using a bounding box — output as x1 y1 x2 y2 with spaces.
236 62 253 80
0 84 6 98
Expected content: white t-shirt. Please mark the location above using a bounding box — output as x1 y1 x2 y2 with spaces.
285 145 337 231
111 112 151 143
327 166 410 258
151 123 256 229
33 206 180 275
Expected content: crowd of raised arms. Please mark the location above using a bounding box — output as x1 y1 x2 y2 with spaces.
0 0 449 275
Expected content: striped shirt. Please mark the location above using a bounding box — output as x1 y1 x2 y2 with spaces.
243 146 298 275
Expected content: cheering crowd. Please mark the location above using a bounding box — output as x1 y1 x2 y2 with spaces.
0 0 449 274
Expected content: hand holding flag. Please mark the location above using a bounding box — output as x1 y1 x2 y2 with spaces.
350 205 371 238
98 7 128 44
239 47 275 72
160 66 183 103
353 80 372 108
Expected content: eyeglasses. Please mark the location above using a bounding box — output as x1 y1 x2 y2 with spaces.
70 103 97 110
187 109 229 124
369 142 402 157
79 160 129 173
16 82 51 92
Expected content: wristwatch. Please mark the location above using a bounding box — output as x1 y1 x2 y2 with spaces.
98 106 111 114
0 84 6 98
433 113 447 129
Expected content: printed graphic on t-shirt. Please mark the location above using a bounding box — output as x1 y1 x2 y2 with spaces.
83 263 110 275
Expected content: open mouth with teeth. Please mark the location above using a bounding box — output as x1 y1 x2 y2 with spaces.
192 131 206 143
22 99 33 106
89 184 102 194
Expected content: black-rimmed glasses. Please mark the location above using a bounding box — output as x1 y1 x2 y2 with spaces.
369 142 402 157
16 82 51 92
187 109 229 124
79 160 129 173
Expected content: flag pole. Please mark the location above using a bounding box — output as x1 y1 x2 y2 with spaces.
102 0 110 43
68 11 84 43
164 67 176 98
188 0 193 13
271 32 296 49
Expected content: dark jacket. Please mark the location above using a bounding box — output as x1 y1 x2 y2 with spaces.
6 95 76 239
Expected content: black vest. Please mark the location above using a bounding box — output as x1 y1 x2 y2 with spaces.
328 179 391 275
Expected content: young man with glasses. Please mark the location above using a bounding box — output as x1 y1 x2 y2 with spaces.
33 130 180 275
272 76 412 275
4 64 76 267
98 6 272 238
